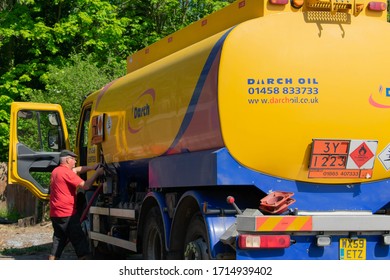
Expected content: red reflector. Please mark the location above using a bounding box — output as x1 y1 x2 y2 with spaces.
238 235 290 249
368 1 387 11
269 0 289 5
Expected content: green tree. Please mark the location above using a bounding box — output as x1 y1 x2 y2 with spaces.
0 0 131 101
388 0 390 22
0 0 131 160
0 95 12 161
0 0 234 161
116 0 234 48
30 53 126 148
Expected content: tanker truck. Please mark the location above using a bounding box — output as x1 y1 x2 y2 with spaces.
8 0 390 260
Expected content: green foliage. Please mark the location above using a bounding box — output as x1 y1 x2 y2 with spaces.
0 0 131 96
388 0 390 22
0 95 12 162
1 244 50 256
0 0 234 160
119 0 234 48
29 53 126 148
0 207 20 222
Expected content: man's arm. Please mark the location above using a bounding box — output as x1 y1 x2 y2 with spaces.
72 163 100 174
77 167 104 190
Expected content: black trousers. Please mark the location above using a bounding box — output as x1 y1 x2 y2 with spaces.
50 214 90 259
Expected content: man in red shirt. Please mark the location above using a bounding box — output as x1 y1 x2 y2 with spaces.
49 149 104 260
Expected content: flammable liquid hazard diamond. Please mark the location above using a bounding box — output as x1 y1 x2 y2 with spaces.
350 142 374 168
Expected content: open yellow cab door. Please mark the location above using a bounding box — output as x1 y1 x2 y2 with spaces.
8 102 70 200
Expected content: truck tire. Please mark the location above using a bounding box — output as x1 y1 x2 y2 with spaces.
142 207 166 259
183 213 210 260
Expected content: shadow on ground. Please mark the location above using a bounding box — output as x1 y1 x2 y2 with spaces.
0 243 77 260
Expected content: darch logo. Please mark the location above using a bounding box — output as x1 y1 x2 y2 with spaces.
128 88 156 133
369 85 390 109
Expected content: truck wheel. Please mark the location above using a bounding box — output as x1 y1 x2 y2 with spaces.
184 214 210 260
142 207 166 259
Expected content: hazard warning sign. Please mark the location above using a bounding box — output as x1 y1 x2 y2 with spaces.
346 141 377 169
348 142 374 168
378 144 390 170
309 139 378 179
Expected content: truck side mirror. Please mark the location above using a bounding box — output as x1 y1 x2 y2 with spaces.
48 128 59 151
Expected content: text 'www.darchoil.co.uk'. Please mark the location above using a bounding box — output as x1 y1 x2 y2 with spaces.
248 96 319 104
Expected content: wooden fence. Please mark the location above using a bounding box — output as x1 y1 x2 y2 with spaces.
0 162 39 220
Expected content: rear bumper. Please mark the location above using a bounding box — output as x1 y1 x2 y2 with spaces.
234 212 390 260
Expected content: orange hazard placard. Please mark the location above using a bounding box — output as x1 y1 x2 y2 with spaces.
309 155 347 169
311 140 349 155
308 139 376 179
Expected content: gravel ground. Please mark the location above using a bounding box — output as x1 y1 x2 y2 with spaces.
0 221 139 260
0 221 77 260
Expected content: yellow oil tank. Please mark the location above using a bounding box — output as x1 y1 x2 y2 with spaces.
86 0 390 184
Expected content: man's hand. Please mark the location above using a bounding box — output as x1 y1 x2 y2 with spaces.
95 166 104 177
92 163 101 170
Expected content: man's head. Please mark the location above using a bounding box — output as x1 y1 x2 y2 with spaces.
60 149 77 158
59 149 77 167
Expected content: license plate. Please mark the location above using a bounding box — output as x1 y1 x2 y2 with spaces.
339 238 366 260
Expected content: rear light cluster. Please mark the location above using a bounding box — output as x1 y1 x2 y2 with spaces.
367 1 387 11
238 234 291 249
269 0 289 4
